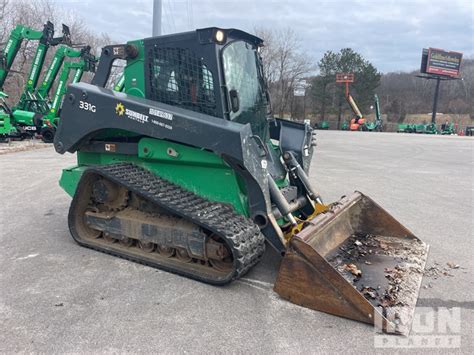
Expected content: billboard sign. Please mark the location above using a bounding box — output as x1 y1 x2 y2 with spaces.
294 79 307 97
420 48 429 74
336 73 354 83
422 48 463 77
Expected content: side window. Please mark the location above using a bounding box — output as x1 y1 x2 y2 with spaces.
222 41 268 140
167 71 178 92
202 66 213 91
148 47 217 116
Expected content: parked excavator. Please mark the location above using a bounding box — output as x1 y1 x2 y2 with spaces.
54 28 428 335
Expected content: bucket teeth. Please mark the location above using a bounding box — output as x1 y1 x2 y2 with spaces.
274 192 429 335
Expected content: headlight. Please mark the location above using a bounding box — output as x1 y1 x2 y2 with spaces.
215 30 225 43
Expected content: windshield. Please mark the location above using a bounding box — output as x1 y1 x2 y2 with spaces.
222 41 268 140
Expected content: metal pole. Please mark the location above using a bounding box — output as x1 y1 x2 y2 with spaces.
431 77 441 124
303 93 306 120
152 0 162 36
337 89 343 130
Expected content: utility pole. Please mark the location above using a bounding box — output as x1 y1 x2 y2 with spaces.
416 75 459 124
152 0 162 36
418 48 463 125
335 73 354 130
431 77 441 124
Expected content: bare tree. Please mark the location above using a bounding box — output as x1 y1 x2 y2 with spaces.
255 27 314 118
1 0 116 103
0 0 8 41
377 58 474 121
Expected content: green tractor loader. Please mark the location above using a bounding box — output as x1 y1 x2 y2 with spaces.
424 122 438 134
0 91 37 141
54 28 428 335
441 122 455 135
315 120 329 130
0 91 15 141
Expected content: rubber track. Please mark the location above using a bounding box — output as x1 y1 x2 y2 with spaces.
73 163 265 284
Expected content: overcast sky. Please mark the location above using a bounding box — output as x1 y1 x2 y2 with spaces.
58 0 473 73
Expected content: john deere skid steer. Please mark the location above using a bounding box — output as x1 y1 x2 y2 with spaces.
54 28 428 335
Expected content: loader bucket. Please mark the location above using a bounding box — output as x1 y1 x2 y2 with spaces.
274 192 429 335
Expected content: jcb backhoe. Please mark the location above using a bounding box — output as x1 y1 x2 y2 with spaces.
54 28 428 335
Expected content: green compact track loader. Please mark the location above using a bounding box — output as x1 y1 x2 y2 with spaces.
54 28 428 335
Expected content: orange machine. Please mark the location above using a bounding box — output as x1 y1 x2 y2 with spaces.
336 73 365 131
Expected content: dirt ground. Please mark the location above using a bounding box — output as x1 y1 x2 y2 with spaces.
0 139 49 155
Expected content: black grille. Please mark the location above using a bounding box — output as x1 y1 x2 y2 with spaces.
148 46 217 117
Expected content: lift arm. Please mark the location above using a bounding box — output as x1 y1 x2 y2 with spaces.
346 94 364 120
0 21 55 89
374 94 381 122
19 24 71 102
91 44 138 88
36 45 88 100
43 50 96 126
14 24 71 114
113 73 125 92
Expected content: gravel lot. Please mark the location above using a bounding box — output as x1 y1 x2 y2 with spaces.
0 139 49 155
0 131 472 353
